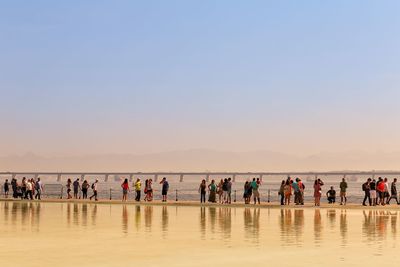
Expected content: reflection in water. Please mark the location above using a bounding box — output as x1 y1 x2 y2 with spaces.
134 205 141 231
200 207 206 239
340 210 347 247
161 206 168 238
314 209 322 245
122 205 128 234
144 206 153 232
244 208 260 245
2 201 400 259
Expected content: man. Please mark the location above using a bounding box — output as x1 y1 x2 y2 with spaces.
25 178 33 200
11 178 17 198
292 178 301 205
370 178 377 206
226 177 232 204
251 178 260 205
3 179 9 198
326 186 336 204
160 177 169 202
134 178 141 201
89 179 99 201
73 178 81 199
362 178 372 206
387 178 399 205
34 177 44 200
298 178 305 205
339 178 348 205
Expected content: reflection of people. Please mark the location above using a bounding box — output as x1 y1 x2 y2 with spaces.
326 186 336 204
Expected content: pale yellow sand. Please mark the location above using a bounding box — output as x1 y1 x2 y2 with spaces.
0 200 399 267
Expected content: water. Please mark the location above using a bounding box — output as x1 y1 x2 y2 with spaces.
0 201 399 266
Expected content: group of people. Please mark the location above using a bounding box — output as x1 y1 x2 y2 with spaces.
2 177 44 200
3 176 400 207
361 177 399 206
199 178 234 204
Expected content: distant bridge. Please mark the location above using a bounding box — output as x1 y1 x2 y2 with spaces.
0 171 397 182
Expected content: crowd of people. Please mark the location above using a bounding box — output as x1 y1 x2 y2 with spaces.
2 176 400 206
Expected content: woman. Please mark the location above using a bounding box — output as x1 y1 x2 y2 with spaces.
208 180 217 203
144 179 149 201
278 180 285 205
146 179 153 202
313 179 324 206
121 178 130 201
243 181 249 204
217 179 224 203
21 177 27 199
81 180 89 199
66 179 72 199
244 181 252 204
284 180 292 205
199 179 207 203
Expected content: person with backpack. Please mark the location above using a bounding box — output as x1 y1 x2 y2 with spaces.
89 179 99 201
387 178 399 205
73 178 81 199
81 180 89 199
34 178 43 200
160 177 169 202
251 178 260 205
362 178 372 206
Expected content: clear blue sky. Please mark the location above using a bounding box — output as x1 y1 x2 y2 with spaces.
1 1 399 156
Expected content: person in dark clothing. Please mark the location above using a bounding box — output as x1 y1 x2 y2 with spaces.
11 178 17 198
362 178 372 206
3 179 10 198
326 186 336 204
387 178 399 205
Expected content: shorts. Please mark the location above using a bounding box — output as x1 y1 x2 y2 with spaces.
123 189 128 194
162 190 168 196
340 192 346 197
370 190 376 198
253 190 260 198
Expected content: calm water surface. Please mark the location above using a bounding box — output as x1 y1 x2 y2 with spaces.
0 201 399 266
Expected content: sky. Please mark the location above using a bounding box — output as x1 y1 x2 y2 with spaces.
0 0 399 157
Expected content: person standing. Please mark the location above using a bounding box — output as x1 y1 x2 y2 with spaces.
208 180 217 203
362 178 372 206
11 178 17 198
199 179 207 203
217 179 224 203
121 178 129 201
25 178 33 200
298 178 305 205
35 178 43 200
66 179 72 199
313 179 324 206
222 178 228 203
278 180 285 205
226 177 232 204
3 179 9 198
21 177 27 199
339 178 348 205
370 179 377 206
376 177 385 206
81 180 89 199
73 178 81 199
251 178 260 205
284 180 292 205
292 178 300 205
134 178 141 201
160 177 169 202
387 178 399 205
89 179 99 201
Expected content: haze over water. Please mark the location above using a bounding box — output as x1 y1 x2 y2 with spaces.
1 202 399 267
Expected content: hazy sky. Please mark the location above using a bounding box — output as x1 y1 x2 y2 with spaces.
1 1 399 156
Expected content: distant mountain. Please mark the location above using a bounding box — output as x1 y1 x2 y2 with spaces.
0 149 399 172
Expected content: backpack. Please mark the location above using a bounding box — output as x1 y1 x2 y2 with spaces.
91 183 95 190
362 183 366 191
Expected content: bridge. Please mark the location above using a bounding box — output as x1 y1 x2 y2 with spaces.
0 171 398 182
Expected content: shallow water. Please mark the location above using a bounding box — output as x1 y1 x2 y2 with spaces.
0 201 399 266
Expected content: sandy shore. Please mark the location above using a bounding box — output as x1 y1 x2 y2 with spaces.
1 197 399 210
